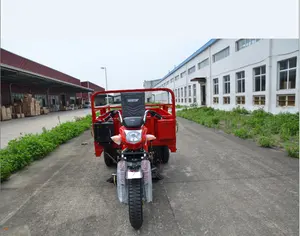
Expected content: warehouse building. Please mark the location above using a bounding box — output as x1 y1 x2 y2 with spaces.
1 48 104 115
149 39 299 114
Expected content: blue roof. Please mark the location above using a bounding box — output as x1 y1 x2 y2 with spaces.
159 39 218 83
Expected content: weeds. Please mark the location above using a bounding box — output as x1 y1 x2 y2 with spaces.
177 107 299 158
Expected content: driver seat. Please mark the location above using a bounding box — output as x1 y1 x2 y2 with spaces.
121 92 145 128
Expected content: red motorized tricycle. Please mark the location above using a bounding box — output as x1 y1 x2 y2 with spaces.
91 88 177 229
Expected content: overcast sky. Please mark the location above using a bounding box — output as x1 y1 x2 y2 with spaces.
1 0 299 90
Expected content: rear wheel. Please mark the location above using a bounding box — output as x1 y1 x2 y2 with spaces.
161 146 170 164
128 179 143 229
103 148 116 167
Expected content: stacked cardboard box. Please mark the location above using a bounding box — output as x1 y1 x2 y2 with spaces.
1 106 12 121
41 107 50 115
34 100 41 116
22 94 36 117
12 103 25 119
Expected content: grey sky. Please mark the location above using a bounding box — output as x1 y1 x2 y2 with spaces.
1 0 298 90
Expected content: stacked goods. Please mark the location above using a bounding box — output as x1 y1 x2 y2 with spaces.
41 107 50 115
22 94 36 117
34 100 41 116
12 102 24 119
1 106 12 121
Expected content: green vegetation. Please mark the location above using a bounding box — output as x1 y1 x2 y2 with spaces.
0 115 92 182
177 107 299 158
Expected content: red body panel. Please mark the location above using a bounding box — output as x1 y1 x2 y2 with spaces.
91 88 176 157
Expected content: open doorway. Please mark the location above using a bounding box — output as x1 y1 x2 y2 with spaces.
60 94 66 106
201 85 206 105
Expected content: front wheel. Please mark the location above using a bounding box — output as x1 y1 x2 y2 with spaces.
128 179 143 229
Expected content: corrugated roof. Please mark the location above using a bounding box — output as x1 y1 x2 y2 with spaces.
158 39 218 83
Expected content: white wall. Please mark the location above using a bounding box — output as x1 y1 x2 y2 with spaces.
149 39 299 114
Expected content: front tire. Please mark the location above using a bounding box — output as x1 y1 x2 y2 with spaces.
128 179 143 229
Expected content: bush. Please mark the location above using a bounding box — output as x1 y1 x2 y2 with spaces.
257 136 275 147
0 115 92 182
285 143 299 158
233 128 251 139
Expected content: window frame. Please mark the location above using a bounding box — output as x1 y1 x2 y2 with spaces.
253 65 266 92
213 97 219 104
223 75 230 94
223 96 230 104
188 66 196 75
253 95 266 106
236 39 260 51
277 94 296 107
277 57 297 90
236 71 245 93
213 47 230 63
198 58 209 69
236 96 246 105
213 78 219 95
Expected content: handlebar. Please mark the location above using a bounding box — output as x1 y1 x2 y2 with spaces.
104 109 162 123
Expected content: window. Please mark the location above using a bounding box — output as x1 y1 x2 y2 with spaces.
277 94 296 107
236 96 245 104
213 78 219 95
193 84 196 97
253 95 266 105
278 57 297 90
223 96 230 104
236 71 245 93
193 97 197 103
180 71 186 78
236 39 260 51
175 89 177 97
184 86 187 98
188 85 192 96
223 75 230 94
213 47 230 62
213 97 219 104
188 66 196 75
181 98 183 103
181 87 183 97
253 65 266 92
189 98 192 103
175 75 179 81
198 58 209 69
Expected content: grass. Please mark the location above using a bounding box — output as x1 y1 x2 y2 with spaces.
0 115 92 182
177 107 299 158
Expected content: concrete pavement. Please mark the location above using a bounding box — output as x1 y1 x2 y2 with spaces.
0 117 298 236
0 109 91 149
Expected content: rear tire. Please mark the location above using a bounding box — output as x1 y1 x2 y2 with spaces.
161 146 170 164
128 179 143 229
103 149 116 167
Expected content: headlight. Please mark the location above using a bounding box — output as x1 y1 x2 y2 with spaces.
124 130 142 144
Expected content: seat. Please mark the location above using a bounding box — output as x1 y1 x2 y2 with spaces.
121 92 145 128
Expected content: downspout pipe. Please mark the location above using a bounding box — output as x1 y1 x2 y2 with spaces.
268 39 273 113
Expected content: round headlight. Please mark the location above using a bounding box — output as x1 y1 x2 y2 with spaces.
125 130 142 144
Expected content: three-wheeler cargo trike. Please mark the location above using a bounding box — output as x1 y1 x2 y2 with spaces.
90 88 177 229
